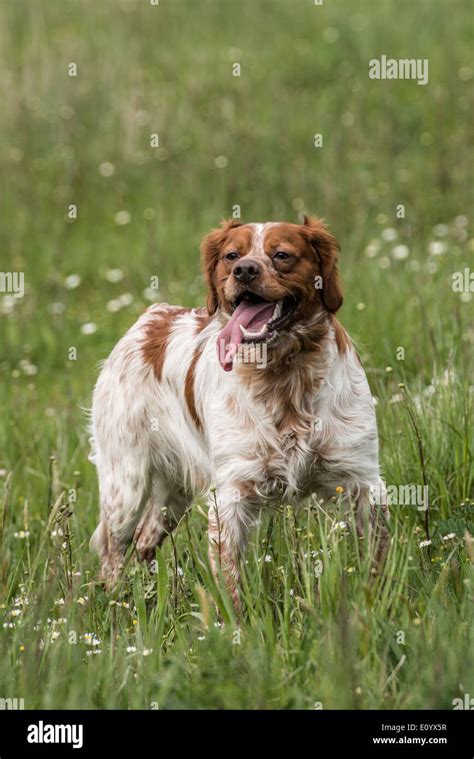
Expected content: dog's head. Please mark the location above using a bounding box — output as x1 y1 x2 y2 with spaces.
201 216 343 370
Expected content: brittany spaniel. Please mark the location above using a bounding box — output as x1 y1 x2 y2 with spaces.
89 216 389 609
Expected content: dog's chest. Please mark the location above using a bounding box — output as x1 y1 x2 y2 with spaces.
245 414 322 500
210 362 332 500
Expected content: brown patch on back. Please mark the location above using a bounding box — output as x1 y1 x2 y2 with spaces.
142 305 189 380
183 310 211 430
184 347 203 431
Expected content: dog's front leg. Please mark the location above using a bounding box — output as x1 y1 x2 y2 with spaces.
207 486 252 615
356 479 390 572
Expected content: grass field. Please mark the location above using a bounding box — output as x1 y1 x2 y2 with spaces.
0 0 473 710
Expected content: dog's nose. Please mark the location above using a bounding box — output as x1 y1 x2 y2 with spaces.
233 259 261 283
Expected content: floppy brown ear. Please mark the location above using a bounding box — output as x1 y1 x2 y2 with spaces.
200 219 241 315
302 214 343 313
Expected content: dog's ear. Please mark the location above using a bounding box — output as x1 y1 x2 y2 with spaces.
200 219 241 315
302 214 343 313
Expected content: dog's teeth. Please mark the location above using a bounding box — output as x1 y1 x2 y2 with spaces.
272 302 282 319
240 325 267 339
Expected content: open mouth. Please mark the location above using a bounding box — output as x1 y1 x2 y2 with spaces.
217 291 299 371
231 292 298 343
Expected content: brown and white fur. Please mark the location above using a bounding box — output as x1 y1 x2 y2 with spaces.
89 216 389 610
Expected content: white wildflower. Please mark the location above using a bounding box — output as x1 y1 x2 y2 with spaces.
2 296 17 314
143 287 158 302
99 162 115 177
364 241 380 258
428 241 447 256
118 293 133 307
80 322 97 335
83 633 101 646
391 244 409 260
214 155 228 169
106 299 121 313
114 210 131 226
64 274 81 289
105 268 124 283
381 228 397 241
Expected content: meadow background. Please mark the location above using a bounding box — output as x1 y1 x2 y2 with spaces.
0 0 473 710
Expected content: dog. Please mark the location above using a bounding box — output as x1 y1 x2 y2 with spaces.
89 215 388 609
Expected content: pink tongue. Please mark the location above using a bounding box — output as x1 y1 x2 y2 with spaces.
217 300 274 371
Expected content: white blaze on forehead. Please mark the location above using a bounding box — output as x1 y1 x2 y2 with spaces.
249 222 279 258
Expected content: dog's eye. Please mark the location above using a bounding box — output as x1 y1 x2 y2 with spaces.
225 251 240 261
274 251 290 260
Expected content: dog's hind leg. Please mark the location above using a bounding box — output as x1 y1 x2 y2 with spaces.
133 478 190 563
90 450 151 589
